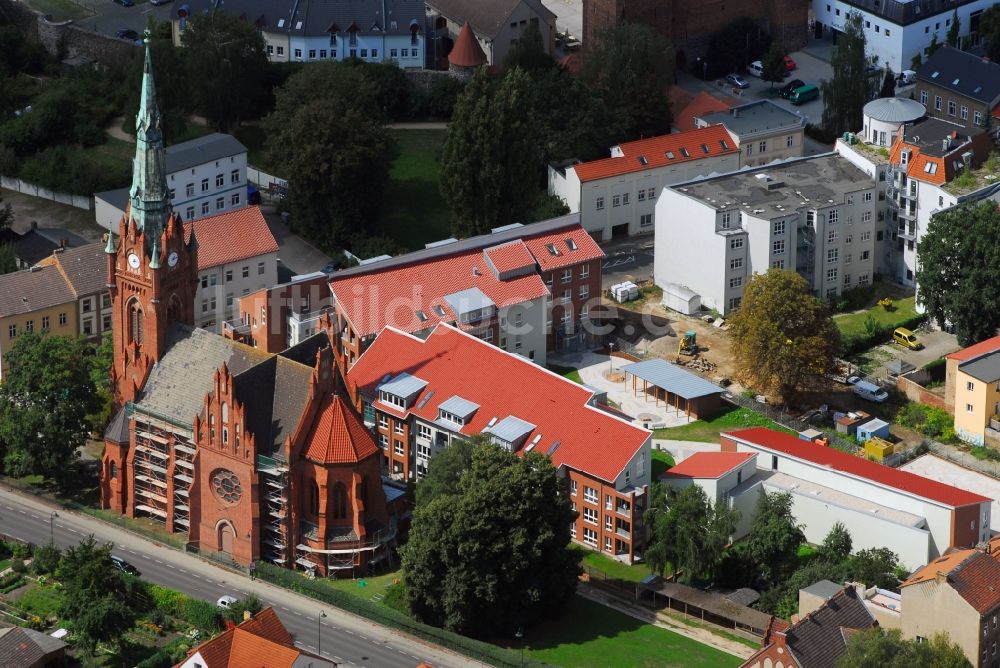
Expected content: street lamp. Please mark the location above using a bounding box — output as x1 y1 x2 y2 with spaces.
317 610 327 656
514 627 524 667
49 511 58 545
608 342 615 374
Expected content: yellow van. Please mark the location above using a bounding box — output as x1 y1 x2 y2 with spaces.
893 327 922 350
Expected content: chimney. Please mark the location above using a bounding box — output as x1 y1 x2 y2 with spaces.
59 238 67 249
942 138 950 153
935 570 948 584
30 221 38 231
243 609 252 622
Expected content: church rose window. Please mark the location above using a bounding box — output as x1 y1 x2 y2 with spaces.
210 469 243 505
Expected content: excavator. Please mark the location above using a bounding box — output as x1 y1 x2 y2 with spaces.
677 330 698 356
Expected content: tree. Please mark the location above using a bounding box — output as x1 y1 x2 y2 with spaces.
181 11 269 131
439 68 543 237
581 22 674 140
820 12 878 135
222 594 263 624
820 522 853 564
879 68 897 98
947 9 961 47
745 491 805 585
845 547 899 589
761 42 787 89
60 535 147 655
0 244 16 275
0 333 100 489
917 201 1000 346
706 18 772 80
728 270 841 403
402 442 580 637
0 189 12 232
504 23 554 72
31 543 61 575
645 483 739 581
981 5 1000 63
839 628 970 668
415 435 478 507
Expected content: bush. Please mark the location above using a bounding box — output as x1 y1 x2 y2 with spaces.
11 542 32 559
182 598 221 633
134 637 192 668
31 544 61 575
805 123 838 144
832 284 878 313
896 403 957 442
150 584 188 617
970 447 1000 462
10 558 26 574
896 402 929 429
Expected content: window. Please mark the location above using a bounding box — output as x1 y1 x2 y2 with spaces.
393 441 405 457
230 169 240 184
920 91 928 105
267 44 274 55
418 424 431 440
258 262 265 275
595 197 604 211
216 196 225 210
730 257 744 269
202 201 210 215
294 48 303 59
320 50 327 58
827 267 838 282
648 187 656 199
885 29 890 37
829 209 839 224
844 273 851 287
772 259 785 270
862 211 871 223
390 48 398 57
721 212 732 228
730 237 744 249
583 507 598 524
827 248 838 263
9 324 17 338
186 206 195 219
863 192 872 202
846 253 852 265
640 213 653 227
59 312 67 325
728 296 742 310
786 135 794 148
961 106 969 120
934 96 942 111
242 266 249 278
394 422 404 435
968 381 975 391
759 140 767 153
185 183 194 197
201 178 209 192
638 190 646 201
584 486 598 504
579 285 589 300
861 230 872 242
622 193 629 205
828 228 838 243
200 274 218 288
215 174 224 188
308 49 316 59
729 276 743 289
41 316 49 330
571 480 577 496
82 319 92 335
225 269 233 282
773 240 786 255
774 220 785 235
975 110 983 126
583 527 597 546
562 269 572 284
948 101 956 116
745 143 753 156
276 46 284 56
612 195 621 207
562 289 571 304
231 193 240 206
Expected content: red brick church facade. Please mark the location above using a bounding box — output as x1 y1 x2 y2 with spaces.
100 43 394 577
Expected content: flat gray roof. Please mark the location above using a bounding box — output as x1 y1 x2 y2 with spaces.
444 287 495 315
672 154 874 219
801 579 844 600
621 358 723 400
379 372 429 399
699 100 806 139
488 415 536 444
165 133 246 174
438 395 480 419
960 350 1000 383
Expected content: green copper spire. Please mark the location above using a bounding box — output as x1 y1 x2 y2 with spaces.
128 34 170 261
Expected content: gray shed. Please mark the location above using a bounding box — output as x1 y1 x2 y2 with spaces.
662 283 701 315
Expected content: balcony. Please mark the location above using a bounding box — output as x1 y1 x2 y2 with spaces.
615 503 632 518
897 224 917 241
223 319 250 337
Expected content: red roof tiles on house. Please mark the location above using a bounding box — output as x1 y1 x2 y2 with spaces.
183 206 279 271
945 551 1000 614
303 394 380 465
726 427 990 508
660 451 754 480
484 240 536 274
521 226 603 272
449 22 487 68
176 607 308 668
946 334 1000 361
572 125 739 182
348 324 650 483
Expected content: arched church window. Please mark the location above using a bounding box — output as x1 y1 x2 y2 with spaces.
332 482 347 519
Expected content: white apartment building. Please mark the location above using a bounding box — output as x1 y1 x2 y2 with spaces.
654 154 878 315
812 0 997 73
694 100 807 168
95 133 248 230
548 125 742 240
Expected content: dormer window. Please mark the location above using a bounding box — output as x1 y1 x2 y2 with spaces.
433 304 446 317
416 310 428 322
546 243 560 256
380 390 406 409
566 238 578 251
438 408 464 425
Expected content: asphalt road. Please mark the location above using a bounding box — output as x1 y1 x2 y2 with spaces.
600 235 654 289
0 487 474 668
76 0 177 41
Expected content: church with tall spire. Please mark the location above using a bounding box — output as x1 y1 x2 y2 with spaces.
100 41 396 577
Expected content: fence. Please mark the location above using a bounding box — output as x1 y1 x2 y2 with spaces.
247 165 288 204
0 175 92 210
722 391 862 454
923 440 1000 481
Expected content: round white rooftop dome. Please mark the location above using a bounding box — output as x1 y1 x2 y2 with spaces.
863 97 925 124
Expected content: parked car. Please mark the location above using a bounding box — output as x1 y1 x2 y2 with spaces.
789 84 819 105
897 69 917 86
726 73 750 89
748 61 764 78
216 595 239 609
115 28 139 40
112 0 135 6
783 55 797 71
111 555 140 576
780 79 805 98
893 327 923 350
853 379 889 403
150 0 173 5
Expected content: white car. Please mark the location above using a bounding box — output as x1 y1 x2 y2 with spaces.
852 379 889 403
748 60 764 77
216 595 239 609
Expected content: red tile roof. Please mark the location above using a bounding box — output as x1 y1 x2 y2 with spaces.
946 551 1000 614
484 240 536 274
449 22 487 68
660 451 754 480
348 324 650 483
726 428 990 508
303 393 380 465
176 607 304 668
902 548 976 588
889 137 948 185
946 334 1000 361
521 226 603 272
572 125 739 182
183 206 279 271
674 91 738 132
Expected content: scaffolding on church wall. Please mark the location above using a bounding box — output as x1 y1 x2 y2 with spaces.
128 402 195 530
258 454 290 566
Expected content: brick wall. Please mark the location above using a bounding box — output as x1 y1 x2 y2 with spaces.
896 374 950 412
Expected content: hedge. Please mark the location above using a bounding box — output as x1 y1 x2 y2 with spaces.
255 563 534 668
841 313 926 356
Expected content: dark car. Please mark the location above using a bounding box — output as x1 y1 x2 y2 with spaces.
111 555 140 576
779 79 805 99
112 0 135 6
150 0 173 4
115 28 139 40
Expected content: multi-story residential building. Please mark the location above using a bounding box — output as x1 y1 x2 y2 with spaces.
426 0 555 67
812 1 997 73
901 539 1000 668
548 125 742 240
224 272 333 353
95 133 248 230
38 243 114 340
945 335 1000 447
172 0 426 68
328 215 605 369
347 323 653 562
915 46 1000 135
654 154 878 315
721 428 991 567
694 100 807 169
0 265 77 378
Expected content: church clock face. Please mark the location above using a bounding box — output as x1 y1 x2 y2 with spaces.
167 251 178 267
127 252 141 270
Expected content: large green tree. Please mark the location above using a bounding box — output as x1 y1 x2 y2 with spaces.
839 629 970 668
981 5 1000 63
761 42 787 89
728 269 841 403
59 535 148 655
415 435 478 507
745 491 805 585
265 64 389 251
917 201 1000 346
819 521 853 564
439 68 543 237
181 12 269 131
821 11 878 134
402 442 580 637
581 22 674 139
0 333 100 489
645 483 739 582
947 9 961 47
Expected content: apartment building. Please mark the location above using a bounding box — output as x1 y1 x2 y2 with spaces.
946 335 1000 447
812 0 997 73
38 243 114 340
915 46 1000 135
694 100 807 168
95 133 248 230
0 265 78 377
347 323 653 562
548 125 742 240
224 272 333 353
901 539 1000 668
426 0 555 67
172 0 426 68
328 215 605 369
188 207 280 332
654 154 878 315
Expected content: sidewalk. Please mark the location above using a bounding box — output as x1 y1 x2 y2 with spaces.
578 583 756 659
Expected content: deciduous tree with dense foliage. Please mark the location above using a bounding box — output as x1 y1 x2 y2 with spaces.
821 11 878 134
402 441 580 637
839 628 970 668
917 201 1000 346
761 42 787 88
981 5 1000 63
728 270 841 403
645 483 739 581
745 491 805 585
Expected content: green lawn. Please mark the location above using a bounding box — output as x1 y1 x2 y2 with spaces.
652 407 794 443
16 583 62 618
78 137 134 175
321 569 402 598
651 449 675 478
0 559 10 572
548 364 583 384
572 545 654 584
375 129 451 251
833 296 919 338
519 595 742 668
